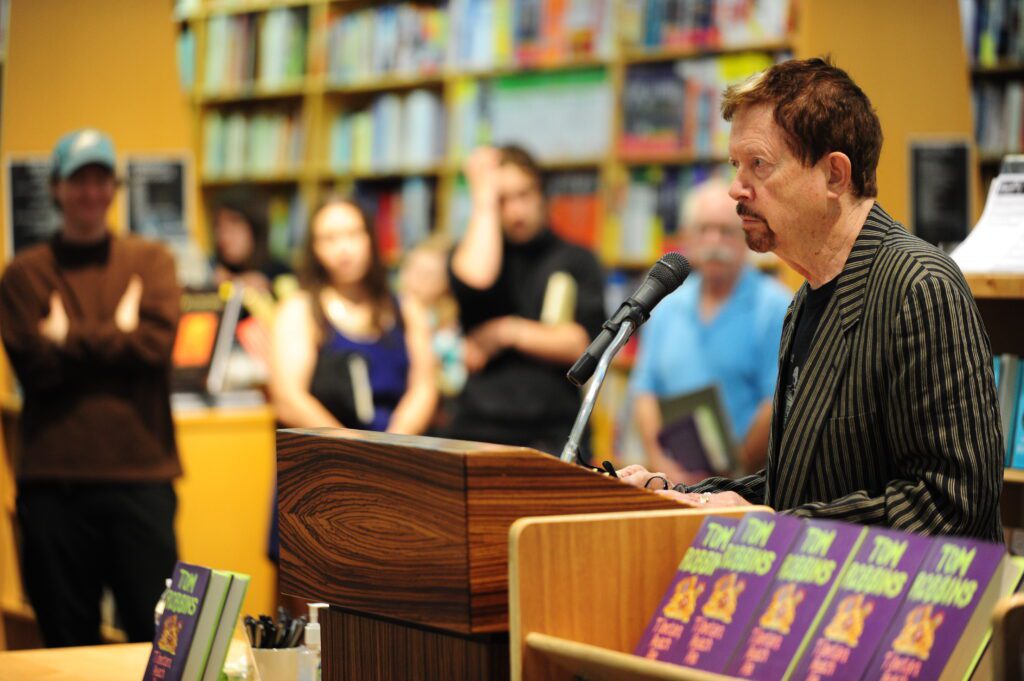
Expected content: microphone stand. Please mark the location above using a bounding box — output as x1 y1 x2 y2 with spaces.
560 319 635 464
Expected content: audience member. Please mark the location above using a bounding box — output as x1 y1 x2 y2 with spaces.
443 145 604 455
0 129 181 646
211 194 291 296
630 179 791 483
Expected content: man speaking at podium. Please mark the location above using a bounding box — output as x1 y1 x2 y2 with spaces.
620 58 1004 542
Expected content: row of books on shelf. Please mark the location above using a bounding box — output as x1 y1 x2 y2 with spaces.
621 0 791 52
636 511 1021 680
960 0 1024 66
327 90 445 175
621 52 777 158
449 68 612 162
355 179 435 263
145 561 250 681
973 81 1024 156
613 164 732 261
203 7 307 94
325 3 447 85
996 353 1024 469
202 108 305 179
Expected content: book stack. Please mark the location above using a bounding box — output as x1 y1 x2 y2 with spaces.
202 108 305 179
620 0 791 51
546 171 602 249
266 189 308 265
356 178 435 263
176 26 195 93
996 354 1024 470
961 0 1024 67
606 164 731 265
203 13 256 94
326 4 447 85
328 89 445 174
447 0 508 70
635 513 1023 680
509 0 614 66
973 81 1024 156
144 561 250 681
258 6 307 90
449 68 612 163
620 52 777 159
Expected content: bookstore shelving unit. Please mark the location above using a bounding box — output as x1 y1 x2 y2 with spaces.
172 0 797 271
965 274 1024 532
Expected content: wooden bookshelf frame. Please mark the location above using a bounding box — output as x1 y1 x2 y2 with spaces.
175 0 797 270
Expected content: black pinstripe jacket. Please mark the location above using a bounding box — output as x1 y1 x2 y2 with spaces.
688 203 1004 541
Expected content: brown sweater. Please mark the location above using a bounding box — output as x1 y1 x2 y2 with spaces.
0 232 182 482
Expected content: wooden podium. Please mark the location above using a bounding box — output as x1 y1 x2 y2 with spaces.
277 428 682 681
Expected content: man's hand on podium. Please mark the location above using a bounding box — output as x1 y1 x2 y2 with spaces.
616 464 751 508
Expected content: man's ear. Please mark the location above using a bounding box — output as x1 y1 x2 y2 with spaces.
824 152 853 199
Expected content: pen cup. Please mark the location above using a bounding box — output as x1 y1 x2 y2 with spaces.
251 646 301 681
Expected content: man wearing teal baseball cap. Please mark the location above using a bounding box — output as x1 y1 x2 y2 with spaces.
0 129 183 647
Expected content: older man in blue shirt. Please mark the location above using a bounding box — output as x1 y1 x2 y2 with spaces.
631 179 791 484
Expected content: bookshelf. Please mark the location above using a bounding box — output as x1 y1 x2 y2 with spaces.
966 275 1024 532
174 0 797 271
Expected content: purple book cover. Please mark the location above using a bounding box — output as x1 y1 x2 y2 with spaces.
864 537 1006 680
634 515 740 660
725 520 867 680
676 512 803 672
790 527 933 681
143 561 212 681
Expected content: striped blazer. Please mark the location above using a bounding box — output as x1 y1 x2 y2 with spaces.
690 203 1004 542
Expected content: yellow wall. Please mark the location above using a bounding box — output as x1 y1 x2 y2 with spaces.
795 0 980 225
0 0 276 624
0 0 199 241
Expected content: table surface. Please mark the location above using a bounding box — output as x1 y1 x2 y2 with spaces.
0 643 151 681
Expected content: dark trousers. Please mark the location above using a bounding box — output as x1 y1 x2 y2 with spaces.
16 481 178 648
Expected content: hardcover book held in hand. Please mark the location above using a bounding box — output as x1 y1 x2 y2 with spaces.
633 515 741 661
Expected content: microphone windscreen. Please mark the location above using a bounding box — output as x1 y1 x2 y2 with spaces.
651 252 691 290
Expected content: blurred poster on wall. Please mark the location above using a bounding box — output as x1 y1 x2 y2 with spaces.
4 155 62 259
909 138 971 250
125 155 190 243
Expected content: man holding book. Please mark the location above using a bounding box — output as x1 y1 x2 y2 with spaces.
0 129 182 646
621 58 1004 542
630 178 791 484
443 145 605 454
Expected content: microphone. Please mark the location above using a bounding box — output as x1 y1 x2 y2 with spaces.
566 252 691 387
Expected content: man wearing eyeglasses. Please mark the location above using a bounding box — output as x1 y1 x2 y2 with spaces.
630 178 791 487
0 129 182 647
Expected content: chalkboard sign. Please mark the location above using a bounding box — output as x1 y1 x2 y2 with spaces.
5 156 61 258
125 156 189 243
909 139 971 248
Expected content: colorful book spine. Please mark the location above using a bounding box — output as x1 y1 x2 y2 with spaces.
864 536 1008 681
1011 361 1024 469
633 515 741 660
676 512 803 672
789 528 932 681
144 562 212 681
725 520 867 680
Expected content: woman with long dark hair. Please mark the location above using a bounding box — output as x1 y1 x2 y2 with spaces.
269 195 436 433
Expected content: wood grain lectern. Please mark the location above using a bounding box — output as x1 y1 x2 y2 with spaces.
277 428 681 681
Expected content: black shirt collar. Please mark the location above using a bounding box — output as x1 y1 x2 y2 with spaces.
51 231 112 268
